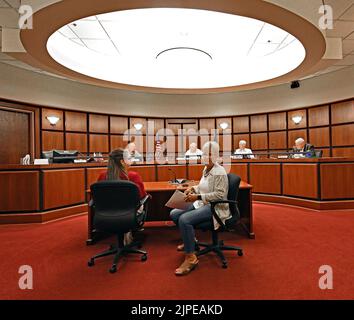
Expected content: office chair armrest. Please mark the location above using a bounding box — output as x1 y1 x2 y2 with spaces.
209 200 238 206
140 194 151 206
209 200 239 231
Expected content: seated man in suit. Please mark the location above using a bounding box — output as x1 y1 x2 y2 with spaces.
185 142 203 159
126 142 144 162
234 140 254 159
292 138 315 158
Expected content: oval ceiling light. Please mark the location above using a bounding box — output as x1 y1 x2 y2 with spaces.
292 116 303 124
46 8 306 90
133 123 143 131
46 116 60 126
219 122 229 130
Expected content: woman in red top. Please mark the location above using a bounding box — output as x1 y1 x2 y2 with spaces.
97 148 147 199
97 148 148 244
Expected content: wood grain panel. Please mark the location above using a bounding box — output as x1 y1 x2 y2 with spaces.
332 124 354 146
199 118 215 131
130 165 156 182
288 129 307 149
230 164 248 182
188 164 205 181
332 147 354 157
251 133 268 150
251 114 267 132
269 112 286 131
110 116 128 134
65 111 87 132
233 134 251 150
0 109 30 164
87 167 106 187
233 116 249 133
110 135 127 151
0 171 39 211
166 122 181 135
269 131 287 149
41 108 63 131
148 118 165 135
321 148 331 157
130 117 147 134
321 163 354 199
308 105 329 127
309 127 330 147
249 164 281 194
288 109 307 129
157 165 188 181
217 134 232 152
89 114 108 133
42 169 85 210
89 134 109 153
66 133 87 152
42 131 64 151
283 164 318 199
331 100 354 124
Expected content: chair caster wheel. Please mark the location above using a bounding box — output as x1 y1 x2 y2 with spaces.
141 254 147 262
88 259 94 267
109 265 117 273
238 250 243 257
222 262 228 269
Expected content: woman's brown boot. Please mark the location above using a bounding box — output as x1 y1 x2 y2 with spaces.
175 253 199 276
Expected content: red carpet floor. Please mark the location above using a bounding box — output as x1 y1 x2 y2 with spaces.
0 203 354 300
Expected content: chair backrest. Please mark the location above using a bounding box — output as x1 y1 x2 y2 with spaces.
315 150 323 158
227 173 241 218
90 180 140 233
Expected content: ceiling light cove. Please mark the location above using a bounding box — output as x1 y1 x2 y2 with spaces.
46 8 306 90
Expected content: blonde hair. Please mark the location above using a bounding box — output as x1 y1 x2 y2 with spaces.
107 149 128 180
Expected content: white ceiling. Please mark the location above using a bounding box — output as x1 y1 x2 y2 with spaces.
0 0 353 84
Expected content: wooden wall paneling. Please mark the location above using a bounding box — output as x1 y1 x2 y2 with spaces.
233 134 251 151
65 132 88 152
0 171 40 211
288 109 307 129
230 164 248 182
86 167 106 187
332 147 354 157
217 134 232 152
89 134 109 153
110 116 128 134
288 129 308 149
199 118 215 132
41 108 64 131
251 114 267 132
321 163 354 199
251 133 268 150
148 118 165 135
42 169 85 210
0 108 30 164
157 165 188 181
283 164 318 199
188 164 205 181
166 122 181 135
233 116 249 133
65 111 87 132
130 117 147 135
308 105 329 127
331 100 354 124
269 112 286 131
269 131 287 149
42 131 64 151
89 114 108 133
320 148 331 157
332 124 354 146
130 165 156 182
249 164 281 194
309 127 330 147
110 135 128 151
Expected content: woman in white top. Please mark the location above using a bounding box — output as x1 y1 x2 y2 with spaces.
234 140 254 158
170 141 231 276
185 142 203 158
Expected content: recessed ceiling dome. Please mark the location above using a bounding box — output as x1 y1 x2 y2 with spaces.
46 8 306 90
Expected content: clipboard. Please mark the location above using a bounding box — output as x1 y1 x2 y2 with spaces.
165 190 191 210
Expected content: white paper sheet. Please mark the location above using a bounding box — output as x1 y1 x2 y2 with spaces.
165 190 191 210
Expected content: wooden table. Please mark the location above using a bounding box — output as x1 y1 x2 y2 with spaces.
86 180 254 245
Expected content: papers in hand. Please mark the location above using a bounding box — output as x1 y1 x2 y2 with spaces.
165 190 191 210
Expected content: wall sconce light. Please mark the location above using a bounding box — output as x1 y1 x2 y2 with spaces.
219 122 229 130
292 116 302 125
134 123 143 131
46 116 60 126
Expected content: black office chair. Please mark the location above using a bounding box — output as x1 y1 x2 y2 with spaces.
315 150 323 158
195 174 243 268
87 180 150 273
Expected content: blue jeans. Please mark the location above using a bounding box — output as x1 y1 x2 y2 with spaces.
170 204 213 254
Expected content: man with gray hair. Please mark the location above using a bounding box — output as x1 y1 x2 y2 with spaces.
292 138 315 158
234 140 254 159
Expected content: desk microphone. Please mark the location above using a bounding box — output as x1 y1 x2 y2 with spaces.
168 168 178 184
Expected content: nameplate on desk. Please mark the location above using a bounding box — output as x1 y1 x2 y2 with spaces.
34 159 49 165
74 159 87 163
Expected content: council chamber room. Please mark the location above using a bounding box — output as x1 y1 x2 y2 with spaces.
0 0 354 304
